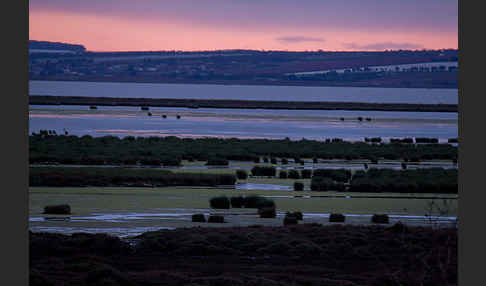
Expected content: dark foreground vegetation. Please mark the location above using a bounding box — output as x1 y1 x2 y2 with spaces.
30 95 457 112
29 167 236 187
29 135 458 165
30 224 457 286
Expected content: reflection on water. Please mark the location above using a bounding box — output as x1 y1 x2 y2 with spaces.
29 105 458 141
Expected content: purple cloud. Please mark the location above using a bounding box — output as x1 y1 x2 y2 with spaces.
343 42 424 51
276 36 325 44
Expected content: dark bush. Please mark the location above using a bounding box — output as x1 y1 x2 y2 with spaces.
258 207 276 218
313 157 318 164
89 106 97 110
192 214 206 222
230 196 245 208
243 195 275 209
43 204 71 215
209 196 230 209
279 170 288 179
286 211 303 220
329 213 345 222
141 106 149 110
253 157 260 163
236 169 248 180
301 169 312 179
251 166 276 177
401 162 407 169
288 169 300 179
313 169 351 182
270 157 277 164
283 215 298 225
448 138 458 143
294 182 304 191
263 157 269 163
281 158 288 165
206 158 229 166
372 214 389 224
310 177 346 192
208 215 225 223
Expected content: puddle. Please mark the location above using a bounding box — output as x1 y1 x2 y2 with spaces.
236 183 292 191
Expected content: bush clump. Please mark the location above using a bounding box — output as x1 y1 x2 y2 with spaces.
209 196 230 209
281 158 288 165
230 196 245 208
286 211 303 220
206 158 229 166
251 166 276 177
288 169 300 179
329 213 345 222
258 207 276 218
192 214 206 222
310 177 345 192
301 169 312 179
372 214 389 224
294 182 304 191
208 215 225 223
236 169 248 180
312 169 351 182
43 204 71 214
283 214 298 225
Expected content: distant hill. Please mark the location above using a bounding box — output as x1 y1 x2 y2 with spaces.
29 40 86 52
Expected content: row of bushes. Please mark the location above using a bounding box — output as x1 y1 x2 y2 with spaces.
30 167 236 187
29 135 458 166
249 167 352 182
349 168 457 193
191 214 224 223
210 195 275 210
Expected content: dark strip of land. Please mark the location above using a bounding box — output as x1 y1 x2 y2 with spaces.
29 95 458 112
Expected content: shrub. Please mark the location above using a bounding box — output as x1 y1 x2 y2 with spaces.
313 157 318 164
230 196 245 208
372 214 389 224
301 169 312 179
251 166 276 177
206 158 229 166
281 158 288 165
279 170 288 179
243 195 275 209
448 138 458 143
236 169 248 180
283 215 298 225
209 196 230 209
286 211 303 220
329 213 345 222
43 204 71 215
253 157 260 163
258 207 276 218
288 169 300 179
270 157 277 164
401 162 407 169
294 182 304 191
192 214 206 222
312 169 351 182
310 177 345 192
263 157 269 163
208 215 225 223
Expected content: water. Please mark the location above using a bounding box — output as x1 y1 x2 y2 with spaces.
29 80 458 104
29 105 458 141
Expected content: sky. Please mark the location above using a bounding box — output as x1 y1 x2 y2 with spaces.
29 0 458 52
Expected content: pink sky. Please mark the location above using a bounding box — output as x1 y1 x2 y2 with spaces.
29 1 458 52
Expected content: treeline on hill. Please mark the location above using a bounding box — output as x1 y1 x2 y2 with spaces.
29 135 457 166
29 167 236 187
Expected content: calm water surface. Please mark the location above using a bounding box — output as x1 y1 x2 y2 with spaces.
29 80 458 104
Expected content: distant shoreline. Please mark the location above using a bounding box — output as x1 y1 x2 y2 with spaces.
29 95 458 112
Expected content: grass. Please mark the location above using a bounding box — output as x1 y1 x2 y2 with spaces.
29 186 457 217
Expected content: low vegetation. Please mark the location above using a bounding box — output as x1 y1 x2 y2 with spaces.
329 213 345 222
30 224 457 286
192 214 206 222
372 214 390 224
29 135 458 166
30 167 236 187
43 204 71 215
209 196 230 209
